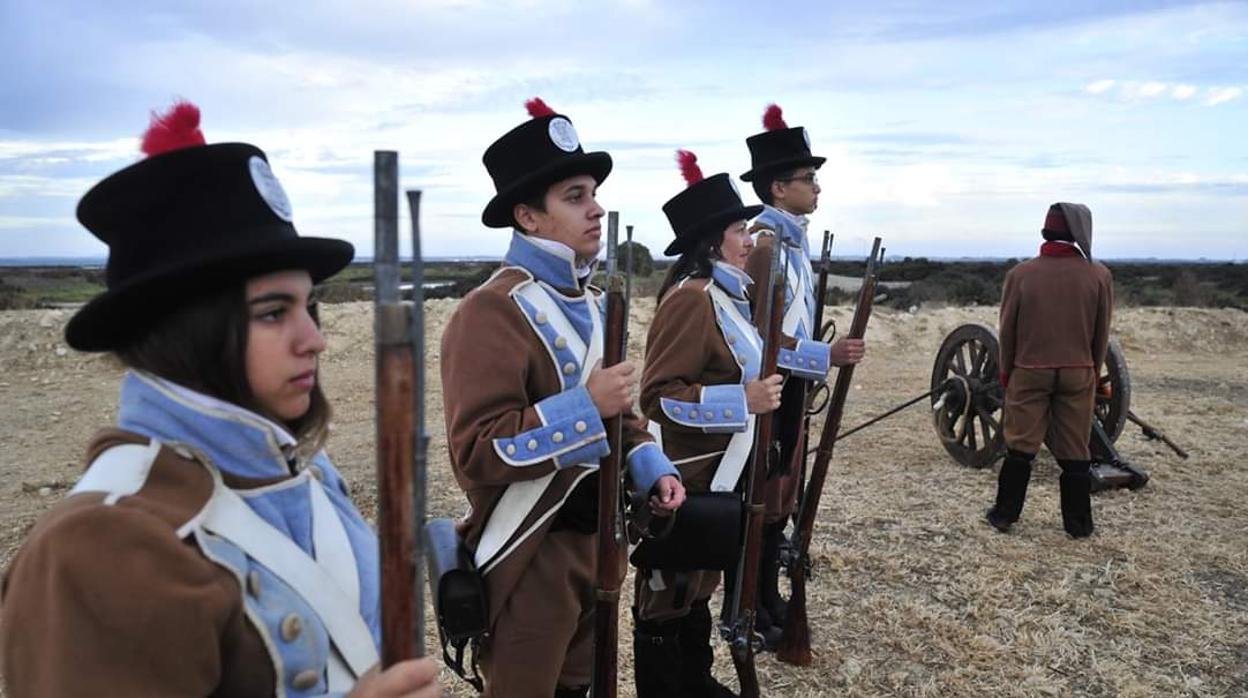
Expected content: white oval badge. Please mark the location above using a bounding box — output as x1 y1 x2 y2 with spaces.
248 156 293 222
548 117 580 152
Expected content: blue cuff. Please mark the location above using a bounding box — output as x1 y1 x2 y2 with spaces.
659 384 749 434
626 441 679 497
492 386 608 468
778 339 831 382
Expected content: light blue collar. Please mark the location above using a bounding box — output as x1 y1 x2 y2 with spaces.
757 205 810 255
117 371 298 479
711 261 752 301
504 232 597 291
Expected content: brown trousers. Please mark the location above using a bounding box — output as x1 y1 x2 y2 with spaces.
481 529 597 697
1003 366 1096 460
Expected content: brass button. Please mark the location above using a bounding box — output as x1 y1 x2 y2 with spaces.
527 439 538 451
575 421 588 433
535 312 548 325
555 336 568 349
705 411 715 420
506 444 517 456
291 669 319 690
280 613 303 642
672 406 683 415
563 362 577 375
724 410 734 419
689 410 699 419
246 571 261 597
552 432 565 444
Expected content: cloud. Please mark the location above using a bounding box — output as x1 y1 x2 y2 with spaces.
1205 86 1244 106
1085 79 1116 94
1171 84 1198 100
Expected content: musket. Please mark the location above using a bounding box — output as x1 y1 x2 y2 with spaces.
795 230 834 527
373 151 426 666
1127 410 1189 459
777 237 882 667
591 211 627 698
727 238 784 698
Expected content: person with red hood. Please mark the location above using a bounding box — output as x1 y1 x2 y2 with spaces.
989 202 1114 538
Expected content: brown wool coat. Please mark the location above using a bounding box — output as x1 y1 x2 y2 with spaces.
439 267 654 628
999 255 1114 376
1 429 287 696
641 278 746 490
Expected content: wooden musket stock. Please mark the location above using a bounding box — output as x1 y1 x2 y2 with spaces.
777 237 882 667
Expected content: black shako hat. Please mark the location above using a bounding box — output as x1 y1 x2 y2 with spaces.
662 150 764 256
65 101 354 352
481 97 613 228
740 103 826 182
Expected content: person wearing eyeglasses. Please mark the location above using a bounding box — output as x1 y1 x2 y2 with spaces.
732 103 866 650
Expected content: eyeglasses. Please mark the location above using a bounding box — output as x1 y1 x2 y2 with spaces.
777 173 818 186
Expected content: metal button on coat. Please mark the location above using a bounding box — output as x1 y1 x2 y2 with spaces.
506 444 517 455
552 432 565 444
563 362 577 375
281 614 303 642
724 410 734 419
291 669 319 690
527 439 538 451
535 312 548 325
555 336 568 349
246 571 261 597
575 421 588 433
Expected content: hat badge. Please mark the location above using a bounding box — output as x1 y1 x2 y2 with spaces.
548 117 580 153
248 156 293 222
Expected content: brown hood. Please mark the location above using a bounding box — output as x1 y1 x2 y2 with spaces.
1055 202 1093 261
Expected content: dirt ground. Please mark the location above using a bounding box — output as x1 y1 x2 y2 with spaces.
1 301 1246 696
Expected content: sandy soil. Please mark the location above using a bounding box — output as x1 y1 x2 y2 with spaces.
1 302 1246 696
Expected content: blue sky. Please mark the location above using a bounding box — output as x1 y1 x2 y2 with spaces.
1 0 1244 261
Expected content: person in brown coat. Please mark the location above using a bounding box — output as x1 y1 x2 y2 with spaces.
739 104 865 643
989 202 1114 538
439 98 685 698
0 102 441 697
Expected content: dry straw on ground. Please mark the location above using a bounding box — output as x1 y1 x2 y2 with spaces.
1 302 1245 696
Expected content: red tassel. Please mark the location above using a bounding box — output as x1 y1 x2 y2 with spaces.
525 97 556 118
140 100 205 156
676 149 704 185
762 103 787 131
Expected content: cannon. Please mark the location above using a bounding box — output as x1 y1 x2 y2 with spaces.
929 323 1147 491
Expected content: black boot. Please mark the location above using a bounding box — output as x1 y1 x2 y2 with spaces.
554 687 588 698
986 449 1034 532
633 609 684 698
759 521 789 628
679 600 738 698
1058 460 1094 538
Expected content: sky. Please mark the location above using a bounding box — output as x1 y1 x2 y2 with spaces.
1 0 1245 262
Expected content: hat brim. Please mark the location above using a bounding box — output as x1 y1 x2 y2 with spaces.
740 156 826 182
481 151 613 228
663 204 765 256
65 233 354 352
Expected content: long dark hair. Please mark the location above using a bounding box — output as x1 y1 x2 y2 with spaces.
116 284 332 455
657 233 721 302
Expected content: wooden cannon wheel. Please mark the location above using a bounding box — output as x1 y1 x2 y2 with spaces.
929 324 1131 468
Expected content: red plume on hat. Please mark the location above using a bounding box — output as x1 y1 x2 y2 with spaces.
762 103 788 131
525 97 557 118
140 100 206 157
676 149 704 186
